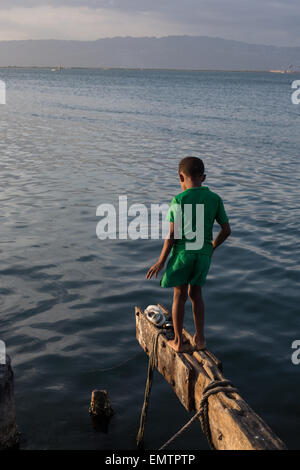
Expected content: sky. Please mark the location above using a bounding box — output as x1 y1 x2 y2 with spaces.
0 0 299 46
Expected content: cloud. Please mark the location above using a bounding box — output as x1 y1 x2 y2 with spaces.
1 0 299 13
0 6 185 41
0 1 298 45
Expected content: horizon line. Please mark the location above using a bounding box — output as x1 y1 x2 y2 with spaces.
0 66 299 73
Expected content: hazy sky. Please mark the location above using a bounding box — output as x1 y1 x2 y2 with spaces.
0 0 299 46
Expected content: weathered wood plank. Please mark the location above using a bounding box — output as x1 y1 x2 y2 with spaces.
135 305 286 450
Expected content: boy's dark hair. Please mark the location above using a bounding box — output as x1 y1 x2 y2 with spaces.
179 157 205 178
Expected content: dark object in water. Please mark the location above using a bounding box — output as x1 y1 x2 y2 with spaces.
0 355 19 450
89 390 114 433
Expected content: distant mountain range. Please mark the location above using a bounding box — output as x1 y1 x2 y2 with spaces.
0 36 299 70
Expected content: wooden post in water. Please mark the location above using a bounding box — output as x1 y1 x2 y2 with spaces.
0 355 18 449
89 390 114 419
89 390 114 433
135 305 286 450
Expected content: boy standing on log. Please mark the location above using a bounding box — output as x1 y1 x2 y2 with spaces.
147 157 231 353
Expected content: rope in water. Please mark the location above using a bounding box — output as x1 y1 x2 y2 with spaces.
160 379 238 450
159 409 202 450
136 331 164 449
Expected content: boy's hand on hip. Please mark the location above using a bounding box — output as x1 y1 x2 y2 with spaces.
146 261 164 280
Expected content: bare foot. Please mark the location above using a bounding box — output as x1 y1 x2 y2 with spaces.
167 339 193 353
193 335 206 351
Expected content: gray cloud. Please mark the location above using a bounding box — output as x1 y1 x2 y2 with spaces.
1 0 299 12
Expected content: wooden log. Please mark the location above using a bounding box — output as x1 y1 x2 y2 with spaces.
0 355 18 449
135 305 286 450
135 307 194 412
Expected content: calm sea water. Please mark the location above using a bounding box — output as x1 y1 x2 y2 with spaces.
0 68 299 450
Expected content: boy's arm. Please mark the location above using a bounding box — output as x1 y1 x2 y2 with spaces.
212 222 231 253
146 222 175 279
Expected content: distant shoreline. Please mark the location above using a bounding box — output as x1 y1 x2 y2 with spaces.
0 66 299 73
0 37 298 71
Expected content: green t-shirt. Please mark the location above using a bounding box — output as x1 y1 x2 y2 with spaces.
167 186 229 255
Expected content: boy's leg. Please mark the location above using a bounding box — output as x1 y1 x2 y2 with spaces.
168 284 189 353
188 285 206 350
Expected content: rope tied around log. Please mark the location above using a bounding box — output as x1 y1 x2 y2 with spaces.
159 380 238 450
159 379 238 450
199 379 239 449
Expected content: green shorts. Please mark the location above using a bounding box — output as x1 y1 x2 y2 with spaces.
160 250 211 288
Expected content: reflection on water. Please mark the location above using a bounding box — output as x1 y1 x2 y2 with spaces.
0 69 299 449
